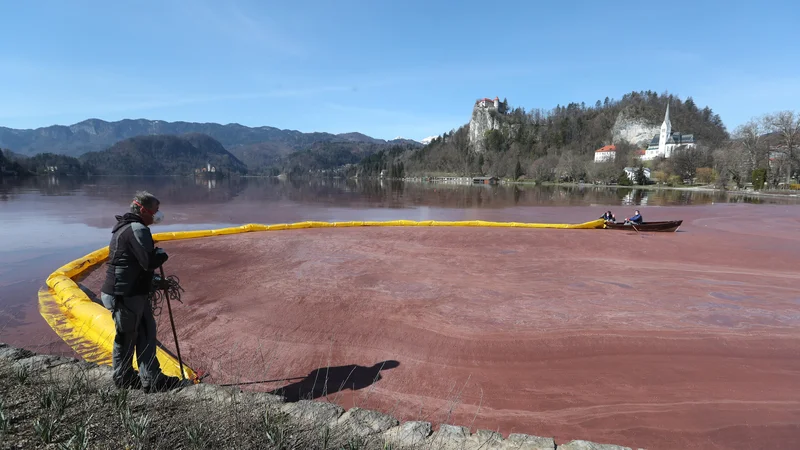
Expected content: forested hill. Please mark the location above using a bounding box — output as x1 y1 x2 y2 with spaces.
356 91 730 179
79 134 247 176
0 150 30 177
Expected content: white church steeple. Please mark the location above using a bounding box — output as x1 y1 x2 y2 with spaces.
657 103 672 157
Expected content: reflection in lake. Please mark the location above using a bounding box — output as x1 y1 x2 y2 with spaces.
1 175 796 208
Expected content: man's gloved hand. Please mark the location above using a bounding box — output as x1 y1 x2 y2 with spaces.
155 247 169 264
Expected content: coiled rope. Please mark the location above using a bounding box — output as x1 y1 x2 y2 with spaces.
148 274 184 318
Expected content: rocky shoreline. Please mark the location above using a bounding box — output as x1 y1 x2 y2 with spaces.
0 342 642 449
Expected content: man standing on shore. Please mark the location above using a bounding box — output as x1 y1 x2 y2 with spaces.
99 191 191 392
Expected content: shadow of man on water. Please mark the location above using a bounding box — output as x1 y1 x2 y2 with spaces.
269 360 400 402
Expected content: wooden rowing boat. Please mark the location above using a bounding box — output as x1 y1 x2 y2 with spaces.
603 220 683 232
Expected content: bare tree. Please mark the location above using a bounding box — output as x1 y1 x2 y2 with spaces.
671 145 711 181
733 119 768 169
612 141 639 171
556 149 587 182
764 110 800 182
587 161 618 184
530 156 558 182
768 154 792 187
713 144 750 188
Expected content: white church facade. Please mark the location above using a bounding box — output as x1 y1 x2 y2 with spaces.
642 104 696 161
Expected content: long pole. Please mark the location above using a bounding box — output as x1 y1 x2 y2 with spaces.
160 266 185 380
218 376 305 387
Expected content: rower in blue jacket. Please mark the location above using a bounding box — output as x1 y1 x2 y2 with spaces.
625 210 643 225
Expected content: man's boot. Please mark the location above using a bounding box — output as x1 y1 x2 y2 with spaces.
114 372 142 390
143 374 193 393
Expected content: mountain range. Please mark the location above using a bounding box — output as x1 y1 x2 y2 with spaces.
0 119 423 170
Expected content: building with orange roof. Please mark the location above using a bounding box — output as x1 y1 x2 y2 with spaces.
475 96 500 109
594 144 616 163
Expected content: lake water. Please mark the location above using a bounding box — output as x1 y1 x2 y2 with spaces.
0 175 798 350
4 175 800 449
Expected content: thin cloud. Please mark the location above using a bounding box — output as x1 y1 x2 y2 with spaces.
322 103 465 141
323 103 417 118
178 0 305 57
352 64 555 90
0 86 357 121
693 73 800 128
0 57 356 122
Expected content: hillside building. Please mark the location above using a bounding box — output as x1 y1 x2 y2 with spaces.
594 145 616 163
642 104 696 161
475 97 500 109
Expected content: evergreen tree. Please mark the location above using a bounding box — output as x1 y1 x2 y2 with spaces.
752 168 767 190
635 166 648 185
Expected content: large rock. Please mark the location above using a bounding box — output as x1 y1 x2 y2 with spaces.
466 429 505 449
427 424 471 449
12 354 73 372
0 343 35 361
334 407 399 438
469 105 502 152
426 426 557 450
503 433 555 449
558 440 633 450
48 361 114 388
280 400 344 426
382 421 432 447
170 383 243 404
611 111 659 147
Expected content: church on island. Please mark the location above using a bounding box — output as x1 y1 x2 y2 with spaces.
594 104 696 163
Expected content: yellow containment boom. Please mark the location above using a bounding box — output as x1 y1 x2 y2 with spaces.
39 218 605 379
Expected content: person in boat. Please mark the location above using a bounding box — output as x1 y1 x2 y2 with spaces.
600 211 616 223
625 210 643 225
99 190 192 392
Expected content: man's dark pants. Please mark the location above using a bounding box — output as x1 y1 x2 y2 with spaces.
100 293 161 386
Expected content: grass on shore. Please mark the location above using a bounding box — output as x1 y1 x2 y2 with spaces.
0 359 411 450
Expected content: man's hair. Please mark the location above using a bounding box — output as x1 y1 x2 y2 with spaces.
130 190 159 215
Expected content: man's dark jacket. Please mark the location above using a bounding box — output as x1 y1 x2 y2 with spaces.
101 213 168 297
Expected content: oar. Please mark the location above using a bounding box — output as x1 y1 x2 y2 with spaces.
631 222 645 239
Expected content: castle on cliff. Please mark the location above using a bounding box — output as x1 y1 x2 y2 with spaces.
475 97 500 109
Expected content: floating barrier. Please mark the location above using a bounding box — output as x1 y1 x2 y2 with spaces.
38 218 605 379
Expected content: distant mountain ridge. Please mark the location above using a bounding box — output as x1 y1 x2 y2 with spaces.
0 118 423 159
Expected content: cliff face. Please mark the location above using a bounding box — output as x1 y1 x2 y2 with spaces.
468 105 501 152
611 110 659 147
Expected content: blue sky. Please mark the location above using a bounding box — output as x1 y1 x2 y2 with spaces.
1 0 798 141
